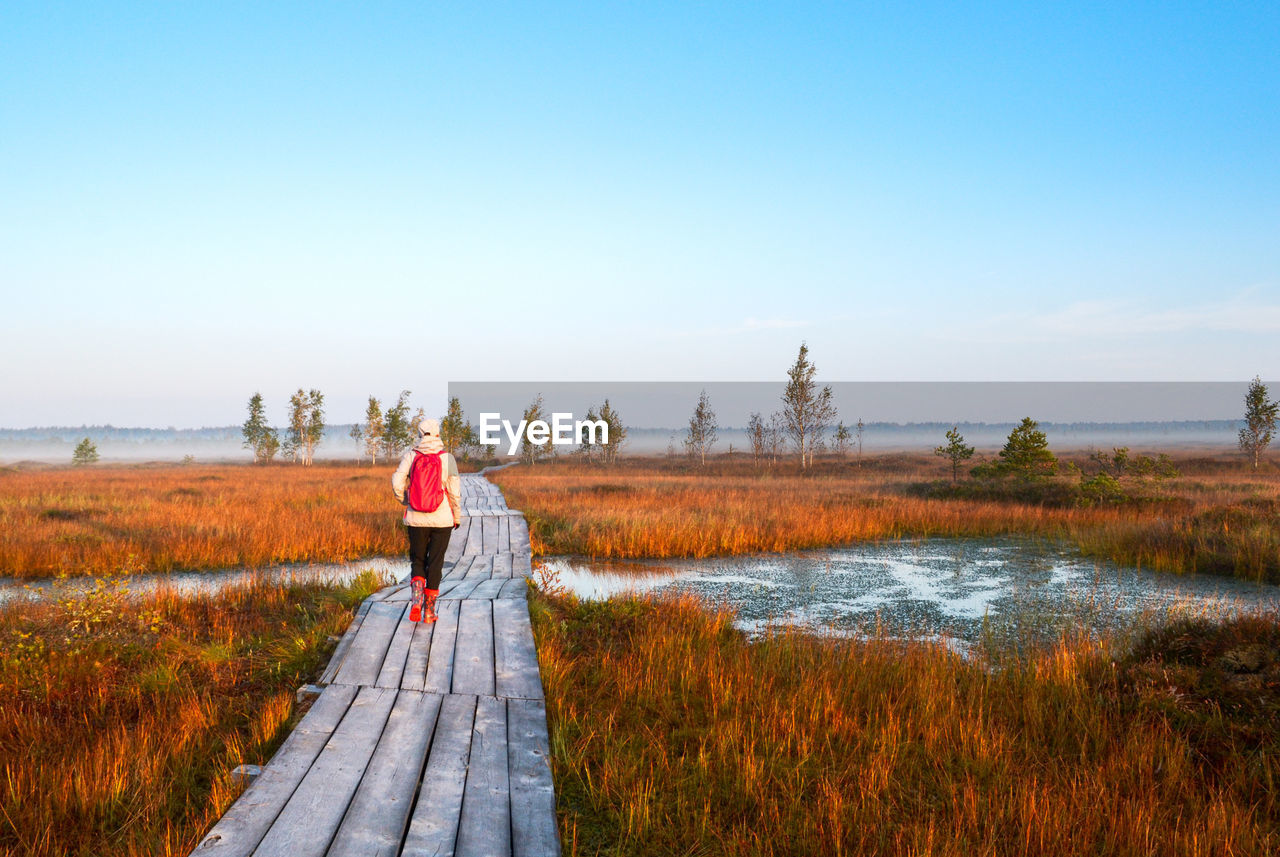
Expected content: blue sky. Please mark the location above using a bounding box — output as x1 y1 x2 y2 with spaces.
2 2 1277 427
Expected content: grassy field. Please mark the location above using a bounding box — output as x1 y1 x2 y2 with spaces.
530 587 1280 856
494 453 1280 582
0 571 381 857
0 461 424 579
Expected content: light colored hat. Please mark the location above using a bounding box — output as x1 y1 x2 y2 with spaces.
418 417 441 437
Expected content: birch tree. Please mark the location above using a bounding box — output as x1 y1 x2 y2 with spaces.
598 399 625 464
302 389 324 465
440 396 477 458
746 412 767 466
363 399 381 465
242 392 279 464
284 389 307 463
382 391 414 459
781 343 836 469
1239 376 1278 470
520 394 553 465
683 389 718 466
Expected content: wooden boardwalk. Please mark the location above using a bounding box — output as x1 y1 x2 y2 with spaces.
191 474 559 857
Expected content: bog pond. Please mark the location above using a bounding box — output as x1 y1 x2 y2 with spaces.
6 538 1277 656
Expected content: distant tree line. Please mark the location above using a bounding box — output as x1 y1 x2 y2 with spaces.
235 372 1276 473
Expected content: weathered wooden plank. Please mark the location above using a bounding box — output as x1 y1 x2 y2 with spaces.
455 695 511 857
318 601 372 685
401 694 477 857
492 552 514 579
374 610 415 689
326 690 443 857
481 516 498 554
498 578 529 599
442 556 473 583
439 575 484 600
399 620 435 692
508 698 560 857
332 601 405 687
423 599 462 695
436 577 465 598
189 685 358 857
469 577 506 600
253 685 398 857
369 580 409 602
465 555 493 579
494 598 543 700
464 517 484 555
509 518 531 554
514 553 533 581
451 600 495 697
445 519 471 564
498 516 512 552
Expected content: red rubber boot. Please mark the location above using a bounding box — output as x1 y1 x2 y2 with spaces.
409 578 426 622
423 589 439 623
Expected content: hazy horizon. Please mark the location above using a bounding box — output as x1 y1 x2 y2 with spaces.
3 3 1278 427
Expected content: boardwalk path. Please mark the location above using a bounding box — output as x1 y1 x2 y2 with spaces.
192 474 559 857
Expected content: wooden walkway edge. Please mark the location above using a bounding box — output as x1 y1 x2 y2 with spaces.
191 474 559 857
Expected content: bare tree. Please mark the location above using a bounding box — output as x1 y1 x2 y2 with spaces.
683 389 718 466
781 343 836 469
746 412 767 466
347 423 363 463
767 412 785 464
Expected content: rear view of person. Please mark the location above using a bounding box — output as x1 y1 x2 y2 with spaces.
392 418 462 622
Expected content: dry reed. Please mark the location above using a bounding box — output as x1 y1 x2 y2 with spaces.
0 462 409 578
495 454 1280 581
0 572 381 856
530 588 1280 856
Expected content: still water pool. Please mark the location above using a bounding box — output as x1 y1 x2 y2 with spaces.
6 538 1276 657
538 539 1280 655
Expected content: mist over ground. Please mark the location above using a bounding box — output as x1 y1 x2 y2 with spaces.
0 421 1246 465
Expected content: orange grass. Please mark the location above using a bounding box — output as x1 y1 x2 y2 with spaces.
494 454 1280 581
0 462 412 578
0 572 381 856
531 588 1280 856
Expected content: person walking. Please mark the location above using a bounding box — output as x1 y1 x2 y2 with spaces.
392 418 462 622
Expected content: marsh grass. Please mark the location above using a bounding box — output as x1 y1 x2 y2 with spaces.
494 454 1280 581
530 587 1280 856
0 571 382 856
0 462 410 578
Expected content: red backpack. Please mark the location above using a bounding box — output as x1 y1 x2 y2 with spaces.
407 450 446 512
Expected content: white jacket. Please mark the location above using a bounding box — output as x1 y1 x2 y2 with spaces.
391 436 462 528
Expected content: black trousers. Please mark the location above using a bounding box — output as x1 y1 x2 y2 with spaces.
407 525 452 590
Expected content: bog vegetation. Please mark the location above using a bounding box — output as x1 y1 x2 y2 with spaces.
0 572 382 857
0 462 414 578
494 451 1280 582
531 587 1280 856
